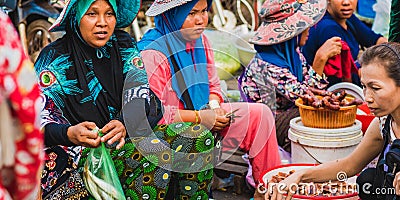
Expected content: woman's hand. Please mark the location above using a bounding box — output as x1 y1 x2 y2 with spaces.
318 36 342 59
67 121 101 148
100 120 127 149
199 109 230 132
393 171 400 195
264 171 304 200
213 107 227 116
312 36 342 75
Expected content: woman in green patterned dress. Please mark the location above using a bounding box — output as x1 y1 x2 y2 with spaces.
35 0 214 199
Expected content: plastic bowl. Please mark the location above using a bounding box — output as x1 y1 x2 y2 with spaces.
258 164 358 199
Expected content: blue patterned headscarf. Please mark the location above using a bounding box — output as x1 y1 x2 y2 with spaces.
255 36 303 81
139 0 212 110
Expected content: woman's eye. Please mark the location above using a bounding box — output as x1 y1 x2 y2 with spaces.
371 87 380 90
106 12 115 16
87 12 96 16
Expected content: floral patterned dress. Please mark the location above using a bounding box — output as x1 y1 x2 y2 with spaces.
240 49 328 152
0 12 43 200
240 49 328 113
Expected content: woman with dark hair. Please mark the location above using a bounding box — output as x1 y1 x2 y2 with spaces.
264 42 400 200
303 0 387 87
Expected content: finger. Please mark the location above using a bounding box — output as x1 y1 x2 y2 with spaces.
276 184 287 200
216 116 230 123
106 132 124 145
214 108 226 116
85 137 101 148
217 119 230 125
271 185 278 200
394 172 400 190
265 192 270 200
286 189 295 200
332 36 341 41
264 186 271 199
396 180 400 196
83 128 100 139
81 121 98 130
116 137 126 150
214 121 228 129
101 128 121 143
212 126 223 132
101 120 121 133
213 122 228 131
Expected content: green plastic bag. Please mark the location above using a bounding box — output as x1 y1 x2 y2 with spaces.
83 129 126 200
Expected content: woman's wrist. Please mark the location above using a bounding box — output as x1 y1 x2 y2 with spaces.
194 110 200 124
209 99 221 110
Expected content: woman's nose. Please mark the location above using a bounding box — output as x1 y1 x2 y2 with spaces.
97 15 107 27
364 90 374 103
195 13 205 24
342 0 351 5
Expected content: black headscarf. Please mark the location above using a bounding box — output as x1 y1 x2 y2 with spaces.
35 8 147 127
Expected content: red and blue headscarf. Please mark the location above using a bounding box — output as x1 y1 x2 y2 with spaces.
138 0 212 110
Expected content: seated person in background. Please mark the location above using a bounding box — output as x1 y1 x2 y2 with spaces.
302 0 387 86
240 0 340 153
264 42 400 200
138 0 281 196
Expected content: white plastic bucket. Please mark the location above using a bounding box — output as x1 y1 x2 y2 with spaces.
289 117 363 164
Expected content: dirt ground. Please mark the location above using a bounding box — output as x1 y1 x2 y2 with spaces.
212 187 254 200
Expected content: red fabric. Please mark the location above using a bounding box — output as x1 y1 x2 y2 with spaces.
323 41 358 82
0 12 43 200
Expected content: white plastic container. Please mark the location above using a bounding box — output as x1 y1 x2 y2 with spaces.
289 117 363 164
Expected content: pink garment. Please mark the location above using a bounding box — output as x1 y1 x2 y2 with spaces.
141 35 281 182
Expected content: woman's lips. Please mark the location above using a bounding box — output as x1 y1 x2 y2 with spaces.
368 107 377 113
95 32 108 39
341 9 353 16
193 28 204 34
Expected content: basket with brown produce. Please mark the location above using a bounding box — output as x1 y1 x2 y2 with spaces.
294 87 363 129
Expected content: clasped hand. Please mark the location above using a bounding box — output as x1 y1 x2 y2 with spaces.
67 120 126 149
199 108 230 132
263 171 303 200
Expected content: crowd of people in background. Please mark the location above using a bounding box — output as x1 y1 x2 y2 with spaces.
1 0 400 199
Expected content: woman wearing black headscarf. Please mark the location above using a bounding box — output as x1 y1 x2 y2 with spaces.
36 0 215 199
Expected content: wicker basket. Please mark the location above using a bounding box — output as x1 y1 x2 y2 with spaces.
295 97 357 129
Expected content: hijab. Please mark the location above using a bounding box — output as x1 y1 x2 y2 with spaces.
138 0 212 110
255 36 303 81
35 1 147 127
